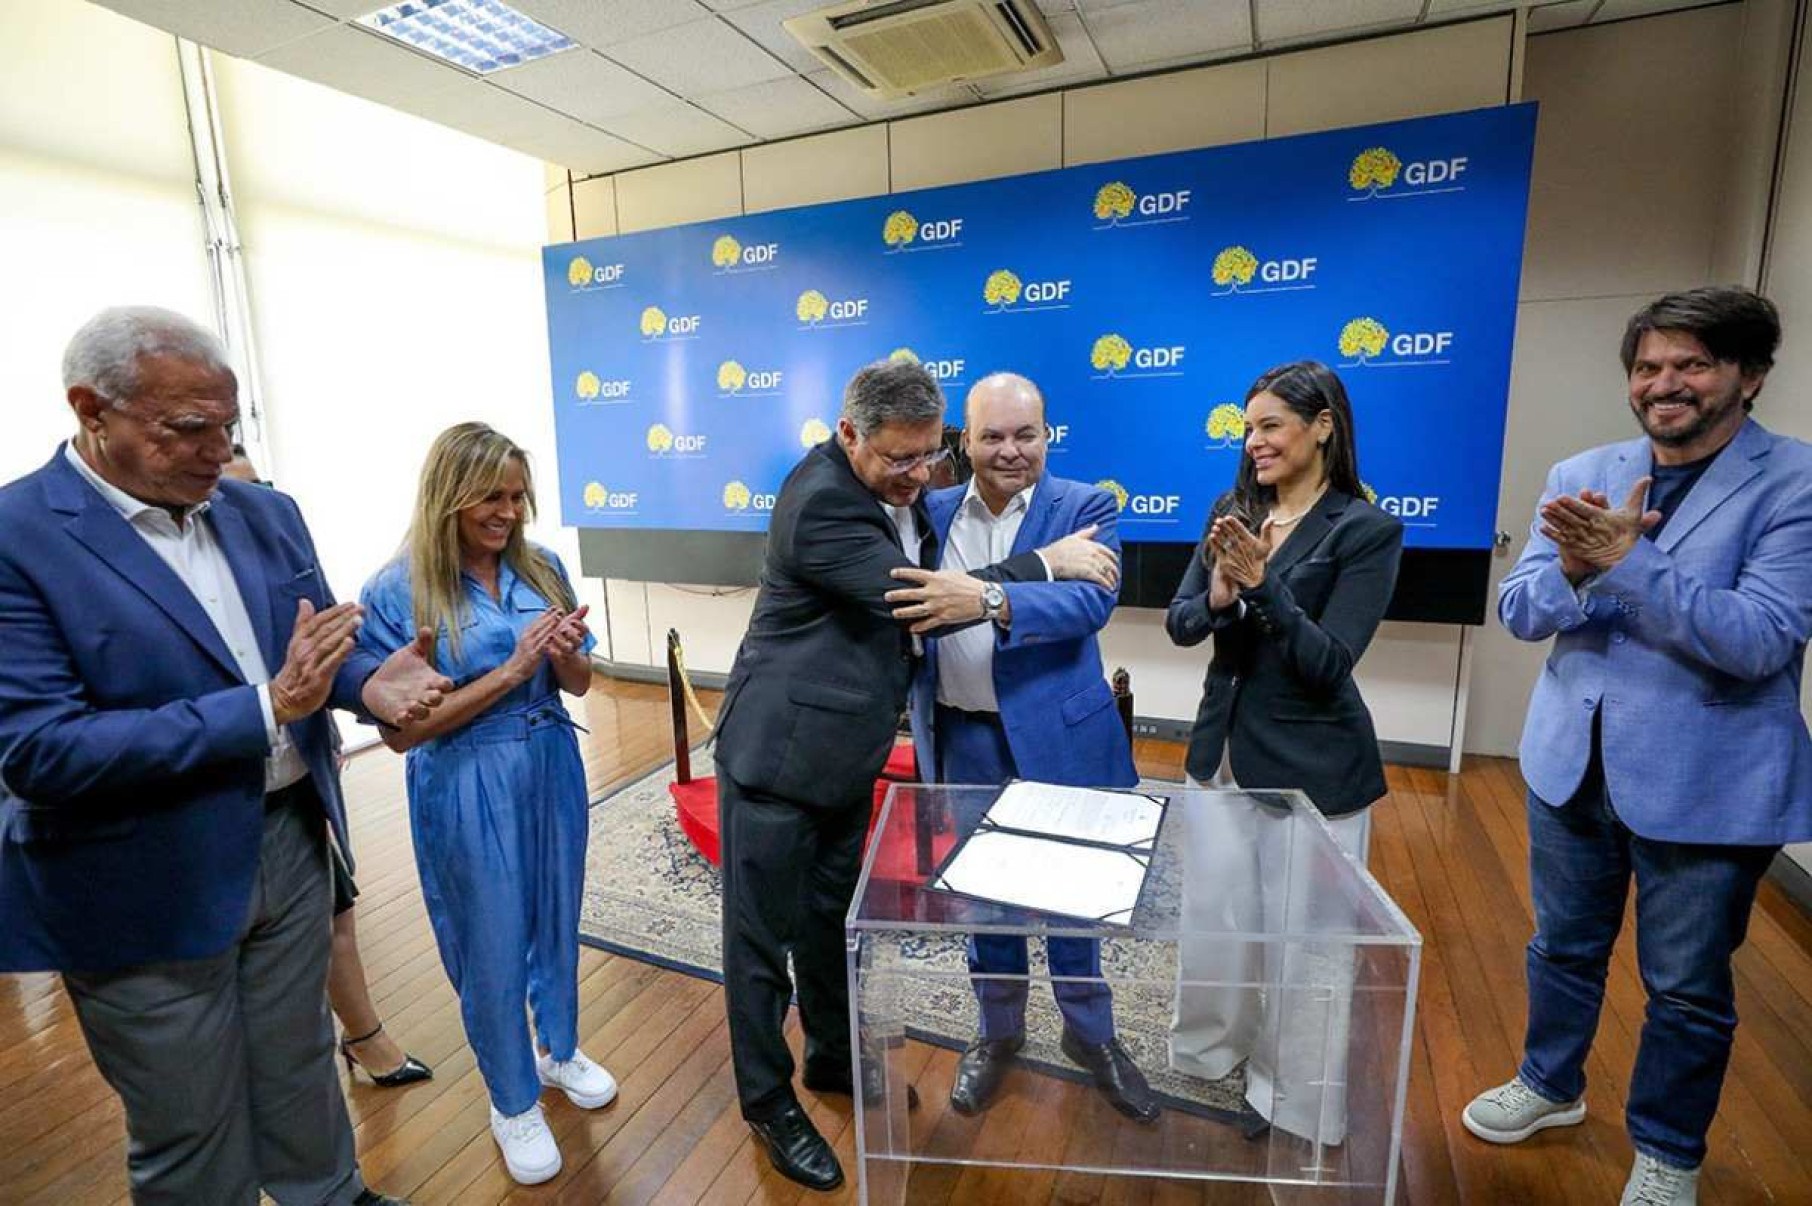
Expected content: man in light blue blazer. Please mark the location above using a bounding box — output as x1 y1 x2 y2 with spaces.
1463 288 1812 1206
0 307 447 1204
889 372 1155 1122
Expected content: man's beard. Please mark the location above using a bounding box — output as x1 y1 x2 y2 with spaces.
1634 386 1742 447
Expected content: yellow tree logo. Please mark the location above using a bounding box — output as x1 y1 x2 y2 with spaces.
983 269 1022 310
1339 317 1390 364
567 256 593 288
1094 182 1135 223
583 482 607 508
1211 246 1259 293
717 360 747 392
1096 479 1129 511
883 211 918 248
1349 147 1402 196
646 424 675 453
796 289 829 324
1091 334 1132 374
640 306 668 337
800 418 831 447
712 235 741 268
1205 403 1246 447
1361 481 1379 504
889 347 920 364
723 480 752 511
575 371 601 401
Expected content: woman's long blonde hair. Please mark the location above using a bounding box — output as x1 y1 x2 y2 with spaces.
406 422 575 660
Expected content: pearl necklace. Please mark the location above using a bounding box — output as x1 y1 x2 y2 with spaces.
1268 486 1328 528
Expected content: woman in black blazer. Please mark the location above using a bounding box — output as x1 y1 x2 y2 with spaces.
1164 360 1402 1144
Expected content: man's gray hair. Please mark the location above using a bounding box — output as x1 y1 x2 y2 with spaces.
61 306 232 405
841 359 945 438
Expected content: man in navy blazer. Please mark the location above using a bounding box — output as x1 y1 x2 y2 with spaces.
1463 288 1812 1206
893 372 1155 1122
0 307 449 1204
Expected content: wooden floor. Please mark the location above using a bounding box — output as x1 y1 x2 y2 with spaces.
3 676 1809 1204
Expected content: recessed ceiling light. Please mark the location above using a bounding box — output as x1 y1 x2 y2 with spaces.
356 0 575 75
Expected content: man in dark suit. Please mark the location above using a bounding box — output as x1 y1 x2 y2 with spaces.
0 306 450 1204
712 359 1117 1191
898 372 1156 1121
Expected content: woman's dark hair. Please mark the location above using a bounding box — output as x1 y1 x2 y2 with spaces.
1217 360 1364 529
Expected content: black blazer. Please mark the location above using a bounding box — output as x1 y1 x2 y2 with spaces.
714 439 1044 809
1166 489 1403 816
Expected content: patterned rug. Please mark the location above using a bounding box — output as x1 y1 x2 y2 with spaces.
577 761 1248 1117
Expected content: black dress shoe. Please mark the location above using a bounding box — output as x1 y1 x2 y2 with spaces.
949 1033 1025 1116
340 1025 434 1088
1059 1030 1160 1123
803 1057 921 1110
748 1105 844 1191
352 1191 410 1206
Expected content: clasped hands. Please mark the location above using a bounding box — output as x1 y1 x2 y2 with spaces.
1205 514 1273 611
883 524 1120 635
270 599 455 729
1538 478 1661 583
503 605 593 685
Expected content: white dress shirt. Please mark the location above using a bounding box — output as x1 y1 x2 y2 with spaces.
884 502 924 656
935 479 1043 712
63 445 307 792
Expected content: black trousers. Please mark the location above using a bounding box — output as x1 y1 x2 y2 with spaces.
716 764 873 1120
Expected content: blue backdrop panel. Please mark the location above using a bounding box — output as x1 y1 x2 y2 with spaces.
542 103 1536 550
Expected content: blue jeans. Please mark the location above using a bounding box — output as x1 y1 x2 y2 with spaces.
1520 755 1776 1169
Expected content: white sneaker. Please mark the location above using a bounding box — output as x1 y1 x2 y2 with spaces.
490 1104 561 1185
1621 1152 1699 1206
1461 1076 1586 1144
537 1049 619 1109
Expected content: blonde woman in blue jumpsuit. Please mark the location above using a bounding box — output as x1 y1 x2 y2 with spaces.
359 423 613 1186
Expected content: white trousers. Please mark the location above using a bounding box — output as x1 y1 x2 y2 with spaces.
1169 767 1372 1146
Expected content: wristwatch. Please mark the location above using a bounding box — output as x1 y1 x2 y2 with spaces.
980 581 1007 622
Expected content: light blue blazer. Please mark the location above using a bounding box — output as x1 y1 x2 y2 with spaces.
1499 419 1812 845
909 475 1136 789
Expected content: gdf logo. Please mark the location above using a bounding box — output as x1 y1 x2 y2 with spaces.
1094 479 1182 520
796 289 869 326
646 423 706 456
710 234 778 271
1045 423 1069 448
1205 404 1245 448
581 482 638 511
1090 334 1186 378
639 306 701 340
887 348 965 383
722 481 778 513
574 371 633 403
1337 317 1454 367
799 418 831 448
1210 246 1319 295
881 210 964 251
1377 494 1441 521
1348 146 1469 199
566 256 624 289
983 269 1072 312
1092 181 1193 226
716 360 784 396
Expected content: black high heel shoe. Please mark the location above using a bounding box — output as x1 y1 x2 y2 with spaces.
340 1024 433 1087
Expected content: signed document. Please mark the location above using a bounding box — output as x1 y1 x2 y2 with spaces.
984 781 1164 848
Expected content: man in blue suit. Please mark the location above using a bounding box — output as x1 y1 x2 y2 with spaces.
889 371 1156 1122
1463 288 1812 1206
0 306 450 1204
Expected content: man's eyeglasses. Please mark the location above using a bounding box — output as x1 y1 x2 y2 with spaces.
877 447 952 475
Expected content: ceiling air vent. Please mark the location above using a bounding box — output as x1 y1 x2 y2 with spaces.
785 0 1063 99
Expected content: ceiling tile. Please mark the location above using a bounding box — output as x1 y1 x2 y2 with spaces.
1526 0 1598 31
803 69 980 120
603 99 756 155
696 0 773 9
256 24 477 113
603 15 793 94
972 11 1108 98
694 75 857 139
300 0 390 17
1081 0 1251 74
92 0 332 57
508 0 710 48
720 0 845 76
493 48 676 124
410 78 573 141
510 112 664 174
1255 0 1423 47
